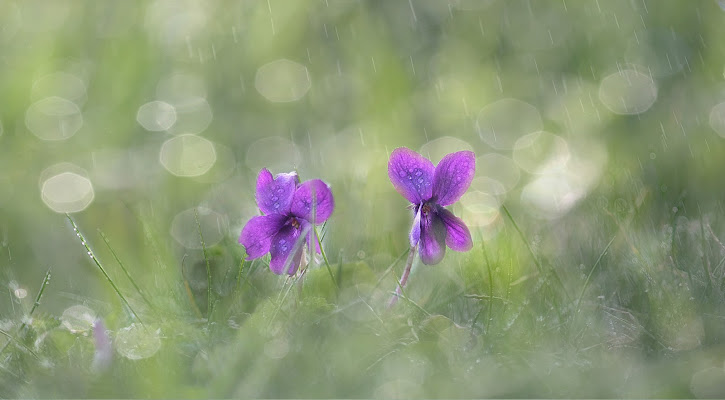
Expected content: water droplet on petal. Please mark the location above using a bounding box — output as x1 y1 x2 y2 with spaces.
398 170 406 178
273 203 280 209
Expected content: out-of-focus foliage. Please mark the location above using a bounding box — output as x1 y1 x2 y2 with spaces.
2 0 725 397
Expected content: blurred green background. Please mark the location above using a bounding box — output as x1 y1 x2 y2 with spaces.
3 0 725 397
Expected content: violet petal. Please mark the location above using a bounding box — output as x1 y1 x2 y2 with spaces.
290 179 335 224
388 147 435 204
419 210 447 265
432 151 475 206
269 222 308 275
239 214 287 259
438 208 473 252
409 206 422 247
255 168 297 215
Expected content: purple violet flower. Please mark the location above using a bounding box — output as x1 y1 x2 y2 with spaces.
388 147 475 264
239 168 334 275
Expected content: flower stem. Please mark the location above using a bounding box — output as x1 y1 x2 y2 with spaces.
388 245 417 308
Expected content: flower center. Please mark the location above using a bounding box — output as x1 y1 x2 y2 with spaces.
290 217 301 229
421 203 432 216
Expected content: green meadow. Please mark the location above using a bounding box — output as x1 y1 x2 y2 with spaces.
2 1 725 397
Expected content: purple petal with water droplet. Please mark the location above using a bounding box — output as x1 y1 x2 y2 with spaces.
290 179 334 224
239 214 287 259
255 168 297 215
438 208 473 252
388 147 435 204
433 151 475 206
269 222 308 275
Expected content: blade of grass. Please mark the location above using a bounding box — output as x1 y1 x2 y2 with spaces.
387 246 417 308
501 204 570 301
315 226 338 291
0 328 39 359
575 235 616 315
194 208 214 321
234 254 247 296
0 267 51 356
98 229 154 310
66 214 144 327
372 247 411 292
181 254 204 319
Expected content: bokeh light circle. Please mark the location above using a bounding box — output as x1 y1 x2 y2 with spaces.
25 96 83 141
41 170 95 213
475 153 520 191
418 136 474 165
512 131 570 174
32 72 87 105
159 134 216 177
60 305 96 334
115 323 161 360
136 101 177 131
599 69 657 115
255 59 311 102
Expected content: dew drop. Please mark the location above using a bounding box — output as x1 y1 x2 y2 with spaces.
398 170 406 178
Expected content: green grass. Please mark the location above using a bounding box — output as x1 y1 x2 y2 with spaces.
3 0 725 397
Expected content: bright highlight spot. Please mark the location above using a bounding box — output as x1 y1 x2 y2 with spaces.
41 171 94 213
460 191 500 227
115 323 161 360
61 305 96 334
476 98 543 150
159 134 216 177
136 100 177 131
599 69 657 115
255 59 311 102
26 96 83 141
